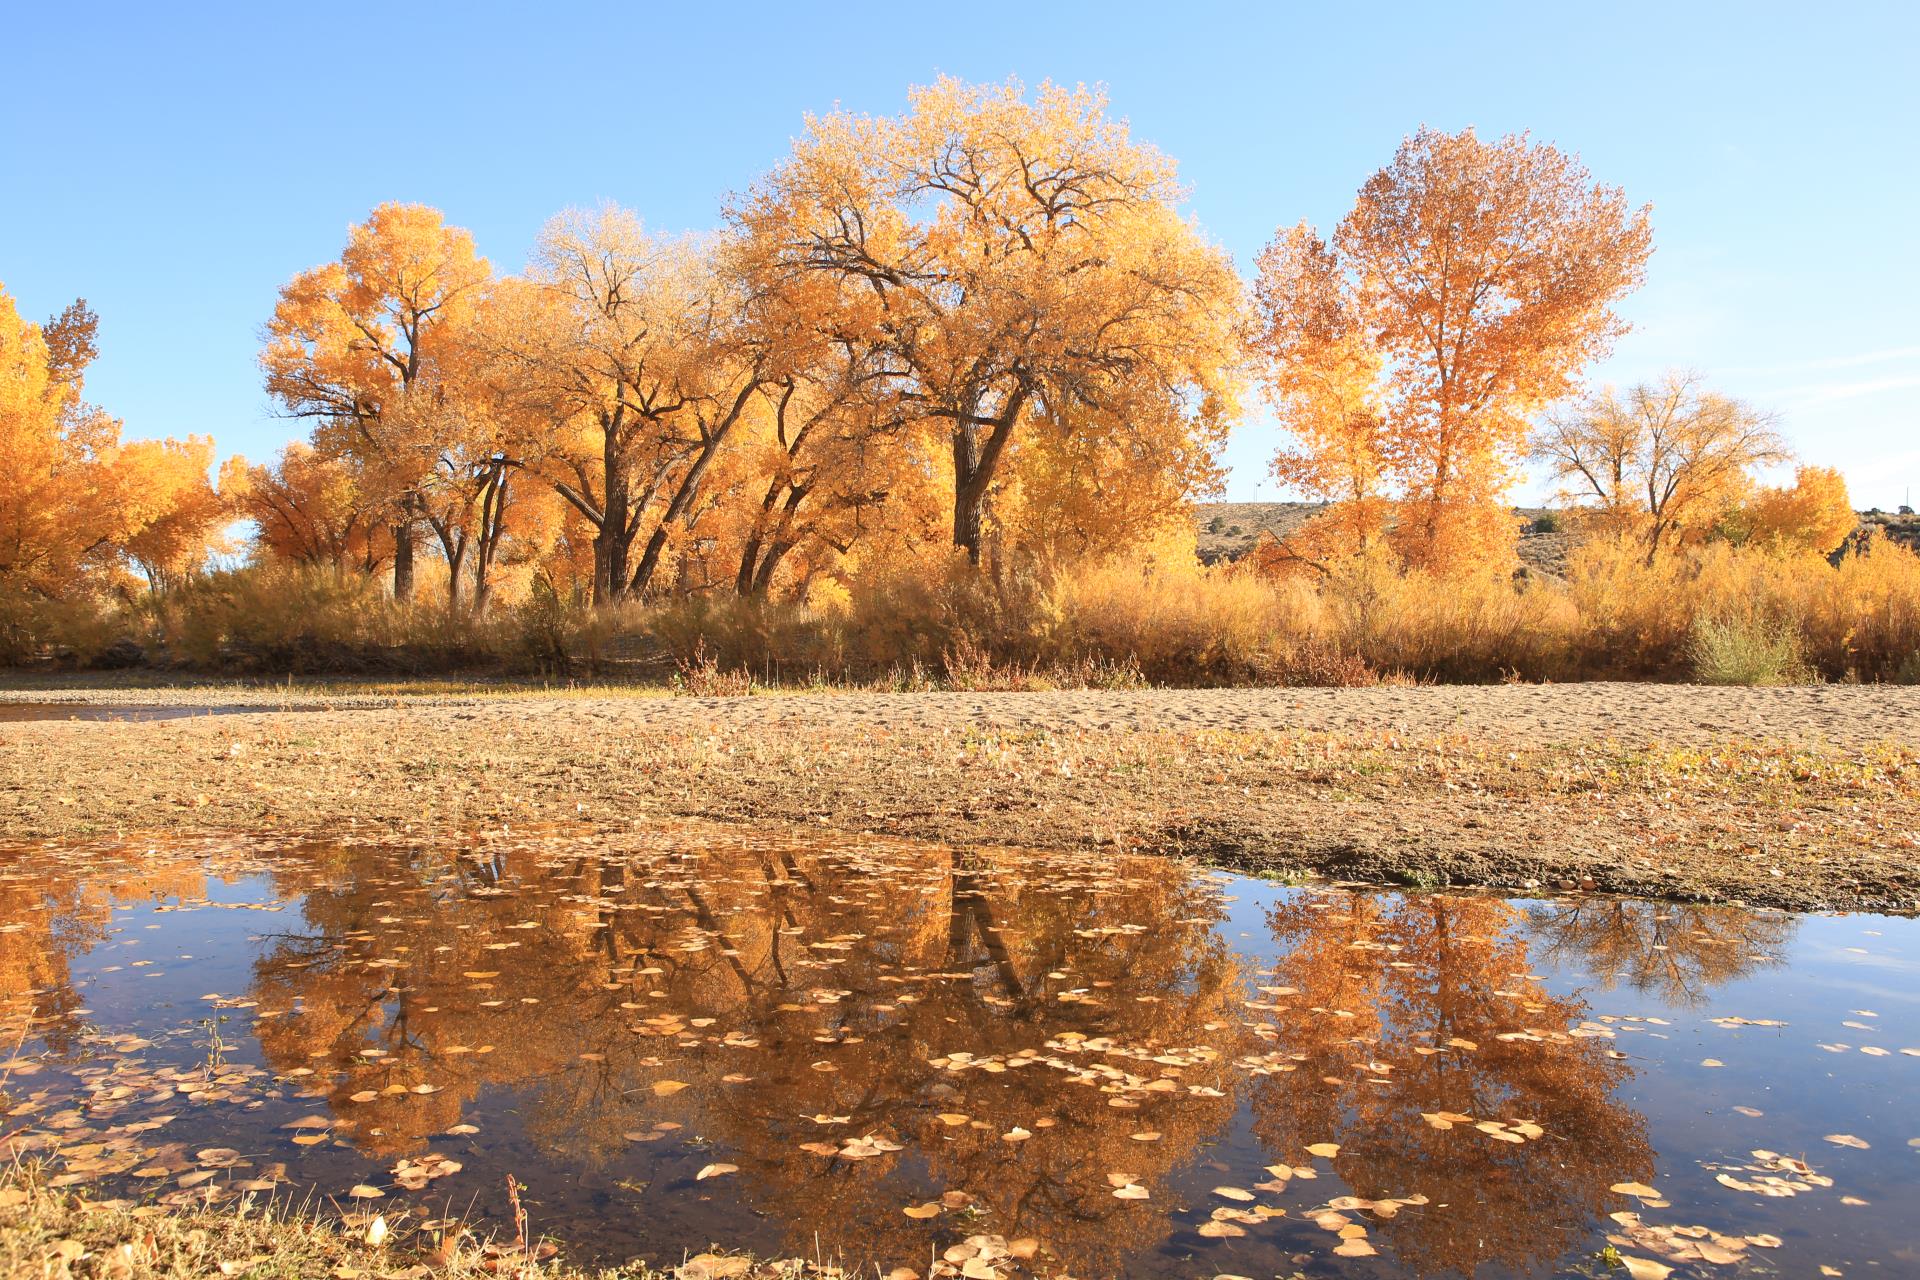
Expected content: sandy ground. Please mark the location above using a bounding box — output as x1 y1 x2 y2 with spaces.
2 683 1918 912
5 680 1920 743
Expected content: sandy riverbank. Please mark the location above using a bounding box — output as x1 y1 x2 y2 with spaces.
2 683 1917 912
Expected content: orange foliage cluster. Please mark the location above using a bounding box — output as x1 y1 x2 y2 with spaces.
244 80 1243 616
1251 128 1653 575
0 288 230 610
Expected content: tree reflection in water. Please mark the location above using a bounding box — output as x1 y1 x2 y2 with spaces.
1248 890 1656 1277
248 833 1245 1274
1524 898 1795 1007
0 830 1804 1278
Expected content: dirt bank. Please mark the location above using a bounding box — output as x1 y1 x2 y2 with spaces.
2 684 1917 912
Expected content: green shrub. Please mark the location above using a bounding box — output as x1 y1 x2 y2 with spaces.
1688 613 1813 686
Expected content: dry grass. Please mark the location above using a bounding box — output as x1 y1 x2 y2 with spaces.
7 532 1920 687
0 1163 805 1280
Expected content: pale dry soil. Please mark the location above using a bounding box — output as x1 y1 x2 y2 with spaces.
3 683 1918 912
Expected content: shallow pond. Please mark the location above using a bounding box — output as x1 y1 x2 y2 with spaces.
1 827 1915 1278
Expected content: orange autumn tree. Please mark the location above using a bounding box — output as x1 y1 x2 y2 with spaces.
0 289 228 606
1250 224 1392 565
117 435 230 590
724 351 933 598
480 207 778 603
1255 128 1653 574
1739 465 1856 556
0 291 126 597
736 77 1243 567
1534 371 1788 562
261 203 491 604
229 441 392 575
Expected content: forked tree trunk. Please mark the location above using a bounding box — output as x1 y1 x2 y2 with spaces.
948 387 1026 566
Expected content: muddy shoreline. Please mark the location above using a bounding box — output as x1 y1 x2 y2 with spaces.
2 684 1917 913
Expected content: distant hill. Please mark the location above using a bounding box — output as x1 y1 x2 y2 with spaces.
1862 509 1920 553
1194 502 1920 573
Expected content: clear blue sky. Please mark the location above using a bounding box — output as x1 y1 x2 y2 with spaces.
6 1 1916 505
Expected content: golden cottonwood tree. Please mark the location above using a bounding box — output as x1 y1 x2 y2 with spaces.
261 203 491 603
0 291 125 594
482 207 775 603
726 354 925 597
1740 465 1856 555
1256 128 1653 573
1251 224 1392 564
736 77 1242 566
1534 372 1788 561
1 289 227 600
229 441 392 574
116 435 229 589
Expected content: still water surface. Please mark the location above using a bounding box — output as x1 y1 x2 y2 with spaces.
1 828 1914 1277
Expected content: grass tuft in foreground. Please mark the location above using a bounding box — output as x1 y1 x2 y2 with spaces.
0 1166 801 1280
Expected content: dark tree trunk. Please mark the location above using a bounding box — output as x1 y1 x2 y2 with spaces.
391 522 415 602
630 384 760 597
735 533 765 596
471 462 514 616
952 427 985 565
750 540 793 596
948 387 1026 566
595 467 631 606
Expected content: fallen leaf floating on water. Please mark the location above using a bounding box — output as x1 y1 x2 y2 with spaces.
1112 1183 1149 1200
346 1184 384 1200
1824 1134 1870 1149
1619 1257 1673 1280
903 1202 942 1219
695 1163 737 1180
652 1080 689 1097
391 1156 462 1190
1610 1182 1661 1199
1305 1142 1340 1158
1211 1186 1254 1202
